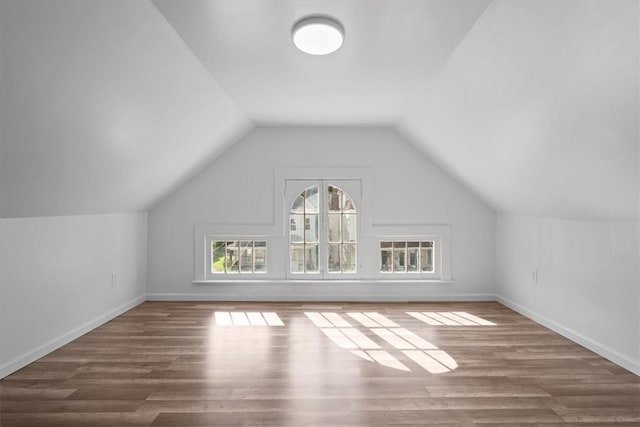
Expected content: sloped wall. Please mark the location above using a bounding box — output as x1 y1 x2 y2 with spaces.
147 126 496 300
0 213 148 378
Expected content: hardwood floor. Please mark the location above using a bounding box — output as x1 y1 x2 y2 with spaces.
1 301 638 426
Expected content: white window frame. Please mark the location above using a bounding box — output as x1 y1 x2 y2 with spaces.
206 237 268 277
366 225 451 281
193 168 453 283
285 179 361 280
378 238 439 276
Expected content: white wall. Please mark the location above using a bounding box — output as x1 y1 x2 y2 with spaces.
0 213 148 378
147 126 495 300
495 214 640 374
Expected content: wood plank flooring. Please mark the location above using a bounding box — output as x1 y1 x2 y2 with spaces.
1 301 638 426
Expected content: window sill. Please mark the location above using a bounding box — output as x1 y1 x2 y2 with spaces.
192 279 454 285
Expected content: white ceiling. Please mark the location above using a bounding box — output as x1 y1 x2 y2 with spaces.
0 0 251 217
0 0 637 220
152 0 491 125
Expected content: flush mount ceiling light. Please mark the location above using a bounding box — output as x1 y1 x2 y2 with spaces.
292 15 344 55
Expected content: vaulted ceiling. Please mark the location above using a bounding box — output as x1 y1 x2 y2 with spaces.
0 0 637 220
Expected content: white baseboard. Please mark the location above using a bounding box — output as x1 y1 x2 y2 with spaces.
145 293 496 302
3 292 636 379
0 295 146 379
496 295 640 376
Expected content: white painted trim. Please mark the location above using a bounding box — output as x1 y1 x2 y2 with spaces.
496 295 640 376
0 295 146 379
146 293 495 302
274 167 374 234
366 226 452 280
192 279 454 284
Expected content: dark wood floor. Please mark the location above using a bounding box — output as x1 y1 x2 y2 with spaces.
1 301 638 426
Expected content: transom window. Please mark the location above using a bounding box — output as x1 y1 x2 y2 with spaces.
380 241 434 273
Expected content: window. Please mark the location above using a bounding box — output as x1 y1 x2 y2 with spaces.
211 240 267 274
290 185 319 273
326 185 357 273
380 241 434 273
288 181 358 277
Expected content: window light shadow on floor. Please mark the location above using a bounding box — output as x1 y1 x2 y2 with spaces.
305 311 458 374
214 311 284 326
211 311 493 374
407 311 496 326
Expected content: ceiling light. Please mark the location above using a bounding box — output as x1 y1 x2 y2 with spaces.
292 15 344 56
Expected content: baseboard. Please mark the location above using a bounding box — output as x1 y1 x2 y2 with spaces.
145 293 496 302
496 295 640 376
4 292 636 379
0 295 146 379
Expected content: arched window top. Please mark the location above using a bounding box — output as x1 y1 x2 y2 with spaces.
327 185 356 213
291 185 319 214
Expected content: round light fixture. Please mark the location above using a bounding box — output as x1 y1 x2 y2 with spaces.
292 15 344 55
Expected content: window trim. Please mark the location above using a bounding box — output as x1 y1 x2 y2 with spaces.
193 169 452 283
379 239 436 274
208 238 268 276
366 225 451 280
285 179 361 279
204 236 271 280
194 222 278 281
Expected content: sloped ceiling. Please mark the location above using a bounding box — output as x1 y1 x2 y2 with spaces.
398 0 638 220
0 0 251 217
0 0 637 220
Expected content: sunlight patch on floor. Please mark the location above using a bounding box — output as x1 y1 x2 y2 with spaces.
214 311 284 326
407 311 496 326
305 311 458 374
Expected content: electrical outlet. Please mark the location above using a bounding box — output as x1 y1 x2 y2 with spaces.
111 273 117 287
531 270 538 283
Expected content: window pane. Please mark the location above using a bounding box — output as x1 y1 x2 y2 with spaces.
393 243 406 272
380 249 392 272
305 186 319 214
327 243 341 272
290 214 304 243
408 247 419 272
327 186 342 212
421 246 434 272
305 214 319 243
305 244 319 272
342 214 356 242
380 241 392 249
254 242 267 273
226 241 239 273
239 241 253 272
342 243 356 272
211 241 225 273
343 195 356 213
291 193 305 213
290 245 304 273
327 213 341 243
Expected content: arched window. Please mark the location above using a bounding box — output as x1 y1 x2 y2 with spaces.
289 182 357 277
